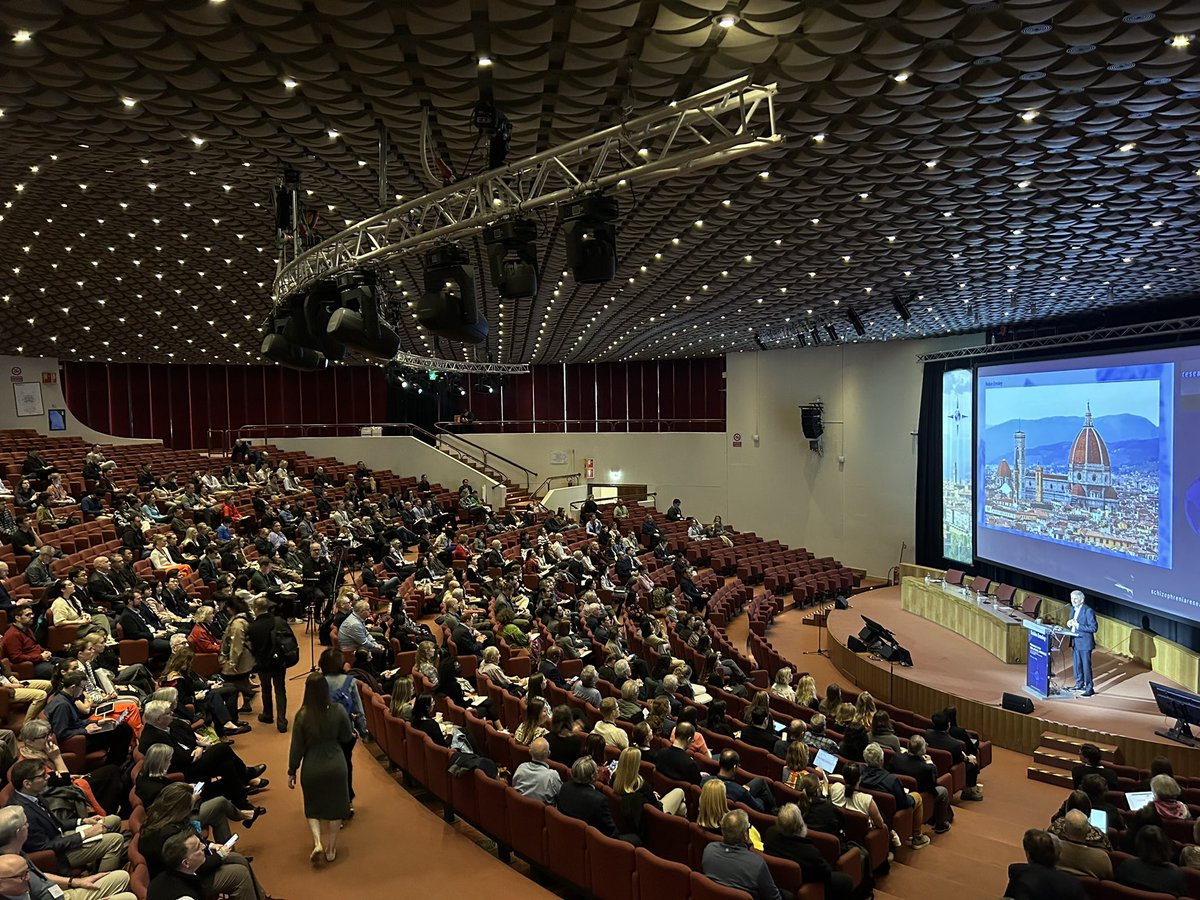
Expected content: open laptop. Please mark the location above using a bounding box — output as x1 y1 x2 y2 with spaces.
1125 791 1154 811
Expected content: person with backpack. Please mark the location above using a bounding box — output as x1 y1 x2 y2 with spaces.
318 648 366 815
247 596 297 734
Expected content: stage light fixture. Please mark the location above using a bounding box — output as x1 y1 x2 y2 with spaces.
303 280 348 363
560 194 619 284
825 323 839 342
260 292 329 371
274 167 300 232
891 293 911 321
326 269 401 360
846 306 866 336
417 243 488 344
809 327 821 345
484 219 539 299
473 99 512 169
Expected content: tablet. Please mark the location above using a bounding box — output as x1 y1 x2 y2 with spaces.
812 749 839 773
1125 791 1154 811
1088 808 1107 831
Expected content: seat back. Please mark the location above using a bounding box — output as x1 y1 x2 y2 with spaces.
505 787 549 866
586 829 637 900
635 847 691 900
545 805 591 892
689 871 754 900
473 768 510 846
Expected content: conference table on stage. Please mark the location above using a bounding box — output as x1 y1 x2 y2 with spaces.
900 576 1028 665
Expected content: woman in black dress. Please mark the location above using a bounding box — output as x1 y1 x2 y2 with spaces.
289 672 352 866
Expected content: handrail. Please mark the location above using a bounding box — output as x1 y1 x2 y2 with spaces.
432 423 538 493
532 473 582 500
436 418 724 434
569 487 657 510
205 422 507 492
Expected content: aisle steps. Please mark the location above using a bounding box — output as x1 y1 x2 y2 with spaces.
1026 730 1123 789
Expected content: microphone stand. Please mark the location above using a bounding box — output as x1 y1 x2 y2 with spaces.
290 545 347 681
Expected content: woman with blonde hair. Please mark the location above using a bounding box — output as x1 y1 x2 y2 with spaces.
770 667 796 703
746 690 771 723
795 674 819 709
645 695 674 738
188 606 222 654
834 702 857 729
696 778 730 831
782 740 812 788
854 691 877 730
819 683 843 717
388 676 415 720
612 747 685 837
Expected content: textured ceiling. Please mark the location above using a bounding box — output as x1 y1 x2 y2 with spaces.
2 0 1200 366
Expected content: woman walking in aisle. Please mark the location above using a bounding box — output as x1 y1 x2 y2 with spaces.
288 672 352 865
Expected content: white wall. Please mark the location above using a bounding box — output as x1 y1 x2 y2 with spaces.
0 355 157 445
270 436 506 509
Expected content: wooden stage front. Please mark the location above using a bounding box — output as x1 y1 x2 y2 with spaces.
826 585 1200 771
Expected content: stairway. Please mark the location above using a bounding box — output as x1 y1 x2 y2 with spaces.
1026 730 1124 789
438 444 532 507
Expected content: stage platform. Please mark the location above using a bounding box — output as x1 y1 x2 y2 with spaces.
825 585 1200 771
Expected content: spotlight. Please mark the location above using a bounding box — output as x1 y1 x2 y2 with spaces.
304 280 348 363
809 327 821 345
560 194 619 284
484 219 539 299
417 244 488 344
261 293 329 370
891 294 911 321
753 334 767 351
846 306 866 336
274 167 300 232
825 323 839 342
326 269 400 360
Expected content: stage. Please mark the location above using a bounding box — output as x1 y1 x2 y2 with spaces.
825 585 1200 770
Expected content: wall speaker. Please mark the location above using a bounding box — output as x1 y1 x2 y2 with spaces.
1001 691 1034 714
800 404 824 440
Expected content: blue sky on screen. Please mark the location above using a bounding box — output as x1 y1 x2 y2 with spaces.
984 376 1160 426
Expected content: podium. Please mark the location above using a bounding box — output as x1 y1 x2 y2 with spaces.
1023 620 1076 700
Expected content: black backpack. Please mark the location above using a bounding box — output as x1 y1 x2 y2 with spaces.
270 617 300 668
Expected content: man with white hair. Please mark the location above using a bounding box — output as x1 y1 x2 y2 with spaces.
512 738 562 804
763 803 855 900
1056 809 1113 879
861 742 929 848
1067 590 1098 696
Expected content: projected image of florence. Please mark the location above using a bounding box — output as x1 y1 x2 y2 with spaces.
980 378 1165 565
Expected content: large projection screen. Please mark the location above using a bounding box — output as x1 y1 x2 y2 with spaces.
976 347 1200 623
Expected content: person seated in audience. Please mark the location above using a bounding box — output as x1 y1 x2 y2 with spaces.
818 682 842 717
338 598 385 670
1054 772 1125 834
801 714 839 756
138 785 264 900
1071 742 1118 790
583 733 611 785
782 739 814 789
10 513 58 560
704 749 778 814
769 666 796 703
1116 824 1187 896
136 744 263 839
115 588 172 660
187 606 222 654
538 645 567 688
5 761 127 875
655 721 702 786
512 737 562 804
409 695 449 748
592 697 629 749
571 665 602 707
513 698 550 747
738 706 779 752
702 809 784 900
796 674 819 709
138 700 267 809
1048 790 1111 850
44 670 135 767
644 695 675 739
613 746 686 840
0 817 136 900
705 700 736 738
23 546 58 588
1054 808 1113 879
2 607 55 679
1180 844 1200 870
838 722 869 762
832 702 856 730
545 704 584 766
889 735 952 833
477 646 518 691
925 710 982 801
825 764 886 841
1124 773 1192 852
615 679 643 721
1004 828 1088 900
869 711 903 753
670 706 709 756
554 756 618 838
861 743 928 848
764 803 855 900
161 646 247 738
387 677 415 721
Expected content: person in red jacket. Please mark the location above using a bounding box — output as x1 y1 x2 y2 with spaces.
187 606 222 654
1 606 55 678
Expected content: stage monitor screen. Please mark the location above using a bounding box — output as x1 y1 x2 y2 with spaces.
977 347 1200 623
942 368 973 563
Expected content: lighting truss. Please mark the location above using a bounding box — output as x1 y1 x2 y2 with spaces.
390 351 529 375
916 315 1200 364
272 76 781 302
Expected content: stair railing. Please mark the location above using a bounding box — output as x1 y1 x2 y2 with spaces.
432 425 537 493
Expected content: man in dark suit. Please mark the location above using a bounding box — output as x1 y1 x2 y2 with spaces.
656 724 702 785
861 743 926 848
538 645 567 688
888 736 952 833
1004 828 1088 900
554 757 618 838
6 760 127 873
197 546 223 584
1067 589 1099 696
705 750 778 813
925 711 982 800
115 591 171 660
739 708 779 753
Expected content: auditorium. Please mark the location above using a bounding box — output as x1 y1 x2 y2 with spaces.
3 3 1200 899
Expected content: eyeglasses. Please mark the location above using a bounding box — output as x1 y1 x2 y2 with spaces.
0 869 31 880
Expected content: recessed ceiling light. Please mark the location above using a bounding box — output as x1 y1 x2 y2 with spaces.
813 133 826 143
893 72 909 82
713 13 739 28
190 136 205 147
477 56 493 67
1120 142 1136 152
13 30 32 43
120 97 137 108
327 129 339 140
1170 34 1192 48
282 77 298 89
1021 110 1039 121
